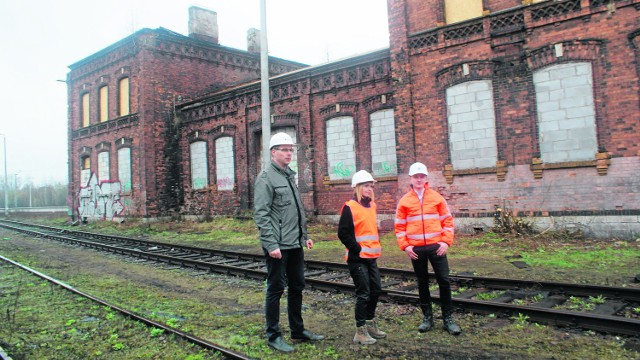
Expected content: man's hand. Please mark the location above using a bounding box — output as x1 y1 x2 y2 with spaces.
268 248 282 259
305 239 314 249
436 242 449 256
404 245 418 260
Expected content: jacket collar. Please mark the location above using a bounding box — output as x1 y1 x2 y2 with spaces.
270 160 295 177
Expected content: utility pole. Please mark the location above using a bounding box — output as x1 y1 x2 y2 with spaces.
260 0 271 171
0 134 7 216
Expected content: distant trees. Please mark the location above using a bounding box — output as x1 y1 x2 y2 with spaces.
0 182 67 208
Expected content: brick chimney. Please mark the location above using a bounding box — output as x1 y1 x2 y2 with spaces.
189 6 218 44
247 28 260 53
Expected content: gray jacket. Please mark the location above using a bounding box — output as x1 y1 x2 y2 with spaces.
254 161 308 252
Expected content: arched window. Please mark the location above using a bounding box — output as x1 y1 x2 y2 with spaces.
81 93 90 127
533 62 597 163
117 147 132 193
326 116 355 181
99 86 109 122
370 109 397 176
190 141 208 190
215 137 235 191
98 151 110 181
119 77 130 116
446 80 498 169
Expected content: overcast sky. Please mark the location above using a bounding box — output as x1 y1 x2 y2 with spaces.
0 0 389 186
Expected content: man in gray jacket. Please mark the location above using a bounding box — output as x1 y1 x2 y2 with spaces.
253 132 324 353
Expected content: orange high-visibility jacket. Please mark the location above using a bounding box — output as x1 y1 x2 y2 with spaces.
343 199 382 261
394 187 454 250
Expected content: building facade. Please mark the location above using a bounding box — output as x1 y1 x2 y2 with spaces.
68 1 640 238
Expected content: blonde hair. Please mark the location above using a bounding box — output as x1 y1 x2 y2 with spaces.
354 183 375 203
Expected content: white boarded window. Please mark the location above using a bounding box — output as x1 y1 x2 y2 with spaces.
533 62 597 163
190 141 208 190
215 137 234 191
446 80 498 169
370 109 397 176
118 148 132 193
326 116 356 180
98 151 110 181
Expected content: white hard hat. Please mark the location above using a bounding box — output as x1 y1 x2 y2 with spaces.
351 170 376 188
408 162 429 176
269 132 296 149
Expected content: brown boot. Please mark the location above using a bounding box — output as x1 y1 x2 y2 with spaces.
353 325 376 345
366 319 387 339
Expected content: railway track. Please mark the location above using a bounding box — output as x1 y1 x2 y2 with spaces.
1 219 638 336
0 253 252 360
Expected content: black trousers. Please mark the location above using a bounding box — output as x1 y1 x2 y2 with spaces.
348 259 382 327
264 247 306 341
411 244 453 309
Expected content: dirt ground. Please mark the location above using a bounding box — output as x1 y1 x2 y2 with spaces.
1 220 639 359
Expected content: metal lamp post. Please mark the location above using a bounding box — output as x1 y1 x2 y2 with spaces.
0 134 7 216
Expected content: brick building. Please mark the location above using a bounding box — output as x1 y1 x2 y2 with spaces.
68 1 640 238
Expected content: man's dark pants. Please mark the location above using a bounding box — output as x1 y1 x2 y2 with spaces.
264 247 305 341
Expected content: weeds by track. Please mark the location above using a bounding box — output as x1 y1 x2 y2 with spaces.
1 219 639 337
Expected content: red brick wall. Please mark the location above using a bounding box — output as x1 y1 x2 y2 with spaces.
68 29 304 218
388 0 640 216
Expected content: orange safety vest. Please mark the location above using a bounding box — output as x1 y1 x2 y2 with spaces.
394 187 454 251
343 199 382 261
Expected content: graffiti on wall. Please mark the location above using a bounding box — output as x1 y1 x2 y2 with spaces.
78 171 126 220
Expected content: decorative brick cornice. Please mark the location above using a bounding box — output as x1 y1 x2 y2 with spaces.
525 39 603 71
115 137 133 150
319 102 359 116
362 93 395 109
96 142 111 152
436 61 495 88
209 124 237 139
72 114 139 139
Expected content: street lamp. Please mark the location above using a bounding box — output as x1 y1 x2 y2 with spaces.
0 134 7 216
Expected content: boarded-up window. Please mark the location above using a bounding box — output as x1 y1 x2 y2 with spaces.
444 0 483 24
119 77 130 116
215 137 235 191
99 86 109 122
98 152 110 181
190 141 208 190
446 80 498 169
370 109 397 176
81 157 91 186
533 62 597 163
118 147 132 193
82 93 90 127
326 116 356 181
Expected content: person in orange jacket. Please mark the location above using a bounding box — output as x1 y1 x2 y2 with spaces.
394 162 461 335
338 170 386 345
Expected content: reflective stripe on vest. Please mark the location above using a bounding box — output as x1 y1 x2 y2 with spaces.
344 199 381 261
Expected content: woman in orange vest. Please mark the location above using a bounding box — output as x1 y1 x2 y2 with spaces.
338 170 386 345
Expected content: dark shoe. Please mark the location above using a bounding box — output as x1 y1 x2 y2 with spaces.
291 329 325 341
443 317 461 335
418 314 433 332
268 336 294 353
418 304 433 333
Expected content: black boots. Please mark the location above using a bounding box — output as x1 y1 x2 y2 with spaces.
418 304 433 332
442 307 461 335
419 304 461 335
